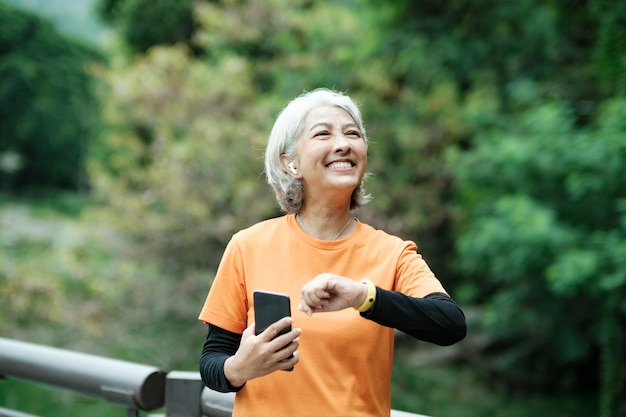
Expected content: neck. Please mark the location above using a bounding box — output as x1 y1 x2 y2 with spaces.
296 212 354 241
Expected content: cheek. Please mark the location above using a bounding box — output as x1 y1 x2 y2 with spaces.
357 145 368 163
357 150 368 175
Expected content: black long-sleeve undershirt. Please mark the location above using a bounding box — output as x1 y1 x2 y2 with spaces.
199 291 466 392
200 324 245 392
362 290 466 345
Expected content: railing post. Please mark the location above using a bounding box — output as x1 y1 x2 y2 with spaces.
200 388 235 417
164 371 205 417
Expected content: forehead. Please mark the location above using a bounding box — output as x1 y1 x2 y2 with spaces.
303 105 356 128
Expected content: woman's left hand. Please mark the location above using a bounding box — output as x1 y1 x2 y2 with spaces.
299 273 367 316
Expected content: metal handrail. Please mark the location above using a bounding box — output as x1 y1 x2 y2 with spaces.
0 338 429 417
0 337 166 411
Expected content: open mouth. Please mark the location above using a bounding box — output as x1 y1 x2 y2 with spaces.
327 161 354 169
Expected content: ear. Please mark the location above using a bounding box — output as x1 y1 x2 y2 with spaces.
280 154 300 177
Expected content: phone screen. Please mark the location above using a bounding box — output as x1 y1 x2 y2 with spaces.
253 290 291 335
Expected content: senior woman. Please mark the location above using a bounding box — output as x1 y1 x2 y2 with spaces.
198 88 466 417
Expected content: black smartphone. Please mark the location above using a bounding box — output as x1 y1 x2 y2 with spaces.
253 290 294 371
253 290 292 335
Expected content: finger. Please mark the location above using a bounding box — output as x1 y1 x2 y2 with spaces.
299 293 331 316
278 350 299 371
302 286 332 307
298 301 313 317
300 291 317 310
275 339 299 366
314 287 331 299
274 335 300 359
259 316 293 341
271 328 301 352
304 290 324 305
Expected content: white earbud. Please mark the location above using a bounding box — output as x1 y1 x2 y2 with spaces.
288 162 297 174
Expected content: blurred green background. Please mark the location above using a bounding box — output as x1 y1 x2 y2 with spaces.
1 0 625 416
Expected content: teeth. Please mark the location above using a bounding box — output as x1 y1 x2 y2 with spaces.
328 162 352 169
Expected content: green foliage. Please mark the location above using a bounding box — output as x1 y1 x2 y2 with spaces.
0 200 206 369
591 0 626 95
387 0 624 101
96 0 197 53
449 99 626 413
90 44 277 272
3 0 106 45
382 0 564 84
0 2 102 191
391 358 597 417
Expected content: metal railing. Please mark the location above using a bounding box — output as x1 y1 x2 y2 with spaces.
0 337 428 417
0 337 165 417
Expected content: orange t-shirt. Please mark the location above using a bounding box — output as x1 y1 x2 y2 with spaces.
198 214 447 417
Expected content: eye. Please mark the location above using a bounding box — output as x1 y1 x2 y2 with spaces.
313 130 331 138
346 130 361 138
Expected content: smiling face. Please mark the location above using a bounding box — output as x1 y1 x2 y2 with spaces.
283 105 368 205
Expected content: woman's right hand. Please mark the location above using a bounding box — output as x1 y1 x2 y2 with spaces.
223 317 301 387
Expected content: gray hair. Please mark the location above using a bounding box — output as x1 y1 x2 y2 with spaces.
264 88 371 213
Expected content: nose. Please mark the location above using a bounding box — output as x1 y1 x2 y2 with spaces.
332 134 350 152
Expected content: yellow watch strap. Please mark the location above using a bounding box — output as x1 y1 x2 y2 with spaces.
356 279 376 312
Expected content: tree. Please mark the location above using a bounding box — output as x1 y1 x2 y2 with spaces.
90 44 277 272
449 99 626 416
0 3 101 191
96 0 198 53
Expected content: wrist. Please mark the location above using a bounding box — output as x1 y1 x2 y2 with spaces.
224 356 246 388
354 279 376 312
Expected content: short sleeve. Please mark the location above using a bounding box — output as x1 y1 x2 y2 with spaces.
394 241 448 298
198 237 249 333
